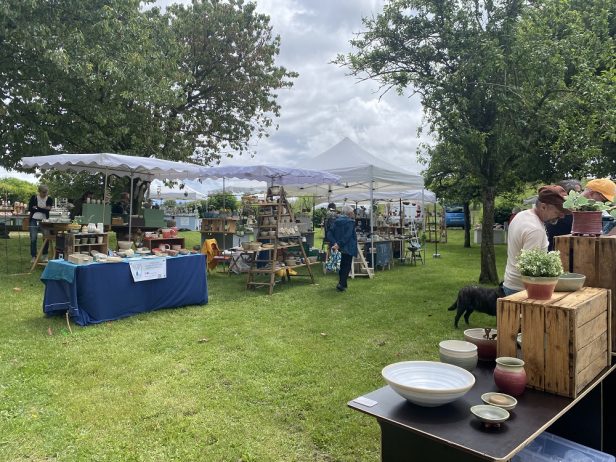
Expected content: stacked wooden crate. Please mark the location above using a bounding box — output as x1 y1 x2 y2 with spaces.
555 235 616 354
497 287 611 398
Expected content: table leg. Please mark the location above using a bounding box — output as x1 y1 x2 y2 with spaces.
29 236 51 272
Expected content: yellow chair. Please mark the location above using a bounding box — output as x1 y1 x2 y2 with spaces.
202 239 229 272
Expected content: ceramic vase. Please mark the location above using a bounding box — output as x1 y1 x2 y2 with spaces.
494 357 527 396
571 211 603 236
522 276 559 300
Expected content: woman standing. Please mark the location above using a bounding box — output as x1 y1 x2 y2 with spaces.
28 184 53 263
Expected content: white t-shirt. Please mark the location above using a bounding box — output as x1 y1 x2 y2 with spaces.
504 208 548 291
32 195 48 220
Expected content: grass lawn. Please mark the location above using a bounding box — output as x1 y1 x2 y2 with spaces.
0 229 507 461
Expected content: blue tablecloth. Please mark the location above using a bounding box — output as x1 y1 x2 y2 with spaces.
41 254 208 325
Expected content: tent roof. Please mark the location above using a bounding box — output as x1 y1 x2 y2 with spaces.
197 164 340 186
286 138 424 197
21 153 203 181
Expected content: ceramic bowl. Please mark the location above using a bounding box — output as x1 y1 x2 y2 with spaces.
481 392 517 410
464 328 497 361
381 361 475 407
555 273 586 292
117 240 133 250
241 242 251 251
470 404 510 424
439 340 478 371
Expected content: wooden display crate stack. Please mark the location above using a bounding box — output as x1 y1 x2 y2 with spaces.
554 235 616 354
497 287 611 398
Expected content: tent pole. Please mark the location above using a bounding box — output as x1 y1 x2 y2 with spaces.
370 178 375 270
128 173 134 241
102 170 109 233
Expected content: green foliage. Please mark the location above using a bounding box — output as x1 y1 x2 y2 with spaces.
338 0 615 283
0 177 37 202
313 208 327 229
516 249 564 277
203 193 238 213
1 0 297 170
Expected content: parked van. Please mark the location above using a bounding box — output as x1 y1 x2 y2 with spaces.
445 206 465 228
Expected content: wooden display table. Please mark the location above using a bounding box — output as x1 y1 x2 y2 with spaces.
144 237 185 250
555 234 616 354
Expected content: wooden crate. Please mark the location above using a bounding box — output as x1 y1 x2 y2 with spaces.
555 235 616 353
497 287 611 398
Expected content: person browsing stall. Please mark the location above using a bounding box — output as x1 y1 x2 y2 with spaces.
326 205 358 292
503 185 569 296
545 179 581 250
112 192 131 214
28 184 53 263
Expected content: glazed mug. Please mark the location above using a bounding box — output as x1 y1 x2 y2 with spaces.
159 244 171 251
494 357 527 396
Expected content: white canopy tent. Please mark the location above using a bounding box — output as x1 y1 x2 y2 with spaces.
195 164 341 211
21 153 204 237
328 189 436 204
149 180 208 201
289 138 426 268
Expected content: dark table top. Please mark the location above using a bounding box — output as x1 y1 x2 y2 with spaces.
348 362 615 461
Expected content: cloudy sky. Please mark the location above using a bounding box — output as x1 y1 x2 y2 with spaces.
1 1 429 189
217 0 429 171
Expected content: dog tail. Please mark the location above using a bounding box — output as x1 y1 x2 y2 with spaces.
447 300 457 311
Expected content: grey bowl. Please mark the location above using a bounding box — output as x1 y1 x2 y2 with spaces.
555 273 586 292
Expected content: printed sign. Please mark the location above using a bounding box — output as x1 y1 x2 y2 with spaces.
129 258 167 282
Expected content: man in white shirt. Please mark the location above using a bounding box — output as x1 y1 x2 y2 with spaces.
503 185 569 295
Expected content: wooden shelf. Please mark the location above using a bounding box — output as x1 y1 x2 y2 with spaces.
246 186 315 294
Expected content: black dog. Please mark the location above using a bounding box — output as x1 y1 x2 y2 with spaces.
448 283 505 328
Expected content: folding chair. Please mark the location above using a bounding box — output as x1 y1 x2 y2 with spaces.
202 238 230 272
408 237 424 266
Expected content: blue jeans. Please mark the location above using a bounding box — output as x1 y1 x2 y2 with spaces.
502 286 519 296
29 218 49 258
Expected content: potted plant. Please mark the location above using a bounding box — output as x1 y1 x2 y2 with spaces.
516 248 563 299
562 190 616 236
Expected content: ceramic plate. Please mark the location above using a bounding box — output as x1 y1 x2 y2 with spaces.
481 392 517 410
470 404 510 423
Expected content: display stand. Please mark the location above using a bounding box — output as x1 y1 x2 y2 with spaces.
350 242 374 279
426 207 447 243
246 186 315 294
60 232 109 256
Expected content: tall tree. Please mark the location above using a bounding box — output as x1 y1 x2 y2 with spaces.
337 0 614 283
337 0 527 283
0 0 296 170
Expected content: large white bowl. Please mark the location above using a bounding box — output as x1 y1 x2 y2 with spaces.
382 361 475 407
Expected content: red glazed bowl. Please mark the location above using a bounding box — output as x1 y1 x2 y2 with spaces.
464 328 497 361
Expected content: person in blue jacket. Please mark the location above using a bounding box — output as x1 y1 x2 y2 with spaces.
326 205 358 292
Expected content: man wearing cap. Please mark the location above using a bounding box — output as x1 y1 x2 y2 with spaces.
503 185 569 295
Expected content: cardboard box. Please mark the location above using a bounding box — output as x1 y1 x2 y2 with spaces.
555 235 616 354
497 287 611 398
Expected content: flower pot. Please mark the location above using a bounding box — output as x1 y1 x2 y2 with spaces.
571 210 603 236
494 357 526 396
522 275 559 299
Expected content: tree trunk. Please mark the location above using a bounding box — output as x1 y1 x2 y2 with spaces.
479 187 499 284
463 201 471 248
